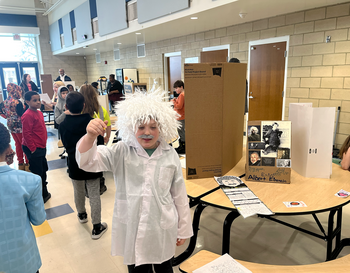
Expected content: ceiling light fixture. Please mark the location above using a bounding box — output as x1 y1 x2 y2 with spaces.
190 17 198 20
239 13 247 19
117 43 122 44
76 53 80 54
93 48 97 50
136 32 141 35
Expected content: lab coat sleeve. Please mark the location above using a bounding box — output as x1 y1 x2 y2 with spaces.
26 176 46 226
76 135 123 173
170 160 194 239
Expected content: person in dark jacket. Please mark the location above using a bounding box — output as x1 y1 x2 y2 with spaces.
59 92 108 240
107 74 123 112
55 68 72 82
20 74 39 94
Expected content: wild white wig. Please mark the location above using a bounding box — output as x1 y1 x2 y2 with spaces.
115 87 180 143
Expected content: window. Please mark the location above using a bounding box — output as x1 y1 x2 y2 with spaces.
0 36 38 61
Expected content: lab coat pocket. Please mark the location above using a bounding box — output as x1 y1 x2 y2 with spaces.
160 203 176 230
158 167 175 191
116 200 128 224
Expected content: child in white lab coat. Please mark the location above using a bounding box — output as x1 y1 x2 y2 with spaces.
76 89 193 273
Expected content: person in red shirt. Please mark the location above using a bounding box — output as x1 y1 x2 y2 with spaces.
22 91 51 203
171 80 185 154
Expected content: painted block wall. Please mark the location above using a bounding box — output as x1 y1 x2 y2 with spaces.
84 3 349 148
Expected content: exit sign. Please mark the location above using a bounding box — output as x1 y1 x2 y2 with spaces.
13 34 21 41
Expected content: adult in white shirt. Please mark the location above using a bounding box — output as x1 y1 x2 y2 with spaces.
55 68 72 82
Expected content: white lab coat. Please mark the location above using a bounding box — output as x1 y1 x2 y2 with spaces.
76 137 193 266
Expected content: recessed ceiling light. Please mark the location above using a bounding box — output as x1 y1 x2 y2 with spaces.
136 33 141 35
93 48 97 50
76 53 80 54
191 17 198 20
117 43 122 45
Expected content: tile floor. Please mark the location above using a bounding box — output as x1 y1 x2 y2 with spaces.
1 116 350 273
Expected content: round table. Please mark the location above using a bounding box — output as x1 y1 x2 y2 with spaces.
176 158 350 265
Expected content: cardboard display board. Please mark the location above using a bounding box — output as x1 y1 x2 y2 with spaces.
185 63 247 179
245 120 292 184
40 74 53 98
124 83 147 94
289 103 335 178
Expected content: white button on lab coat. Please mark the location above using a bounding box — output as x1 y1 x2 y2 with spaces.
76 137 193 266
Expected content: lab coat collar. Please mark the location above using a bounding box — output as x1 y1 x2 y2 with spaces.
0 164 14 173
127 137 170 159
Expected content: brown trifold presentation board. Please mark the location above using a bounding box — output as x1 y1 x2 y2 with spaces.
40 74 53 98
185 62 247 179
246 120 292 184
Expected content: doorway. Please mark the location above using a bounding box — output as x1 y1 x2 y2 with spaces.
248 36 289 121
164 52 182 97
201 45 230 63
167 55 181 95
0 62 41 100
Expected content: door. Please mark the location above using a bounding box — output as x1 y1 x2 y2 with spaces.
200 49 228 63
0 62 21 100
167 55 181 94
249 42 286 120
19 62 41 92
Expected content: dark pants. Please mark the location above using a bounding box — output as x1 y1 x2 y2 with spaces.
22 146 50 198
127 258 173 273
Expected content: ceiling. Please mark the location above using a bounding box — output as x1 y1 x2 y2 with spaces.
2 0 348 56
57 0 350 56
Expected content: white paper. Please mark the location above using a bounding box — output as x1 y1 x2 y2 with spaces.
180 158 186 169
193 253 252 273
289 104 335 178
39 93 51 104
214 176 274 218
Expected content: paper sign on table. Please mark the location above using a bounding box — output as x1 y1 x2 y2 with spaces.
193 253 252 273
214 176 274 218
335 189 350 198
283 201 307 208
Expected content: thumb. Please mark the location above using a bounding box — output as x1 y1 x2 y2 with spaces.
104 120 109 126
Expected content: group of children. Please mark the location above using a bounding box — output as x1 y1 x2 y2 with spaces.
0 78 191 272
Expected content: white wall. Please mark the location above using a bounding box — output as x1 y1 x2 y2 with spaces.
0 0 36 15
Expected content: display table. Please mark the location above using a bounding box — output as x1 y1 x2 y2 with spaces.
176 158 350 265
179 250 350 273
174 159 246 265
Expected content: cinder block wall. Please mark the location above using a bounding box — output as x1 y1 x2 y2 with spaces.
35 1 87 86
86 2 350 148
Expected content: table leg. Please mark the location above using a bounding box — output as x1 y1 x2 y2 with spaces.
222 210 241 255
326 207 347 261
173 202 207 266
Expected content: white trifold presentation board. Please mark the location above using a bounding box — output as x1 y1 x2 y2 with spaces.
97 95 109 112
289 103 335 178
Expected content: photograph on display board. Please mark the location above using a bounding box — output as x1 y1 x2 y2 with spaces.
248 142 265 150
277 148 291 159
262 157 275 166
277 159 291 168
247 125 261 141
249 151 261 166
261 121 291 158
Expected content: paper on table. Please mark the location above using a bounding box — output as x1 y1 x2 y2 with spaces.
40 93 51 104
214 176 274 218
180 158 186 169
193 253 252 273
